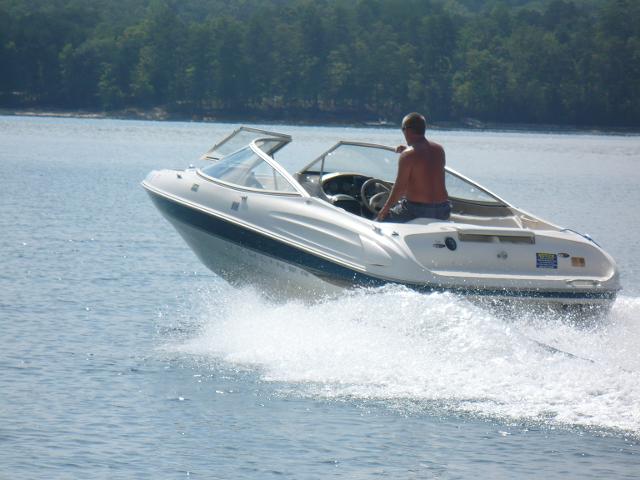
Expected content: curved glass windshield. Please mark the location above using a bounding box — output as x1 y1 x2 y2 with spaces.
202 127 291 160
310 144 399 182
255 138 284 156
445 171 503 203
200 146 298 193
302 143 504 205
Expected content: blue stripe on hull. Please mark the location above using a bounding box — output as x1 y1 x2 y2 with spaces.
146 189 617 302
147 189 385 288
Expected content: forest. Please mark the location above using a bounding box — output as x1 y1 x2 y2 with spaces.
1 0 639 127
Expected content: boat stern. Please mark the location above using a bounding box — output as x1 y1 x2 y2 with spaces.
397 224 620 307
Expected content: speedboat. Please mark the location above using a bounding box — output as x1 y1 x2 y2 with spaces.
142 126 620 308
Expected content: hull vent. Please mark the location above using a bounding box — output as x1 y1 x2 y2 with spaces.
458 232 535 244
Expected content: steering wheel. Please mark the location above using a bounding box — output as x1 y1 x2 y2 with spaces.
360 178 391 214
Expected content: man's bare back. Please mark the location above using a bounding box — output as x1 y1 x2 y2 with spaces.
403 140 448 204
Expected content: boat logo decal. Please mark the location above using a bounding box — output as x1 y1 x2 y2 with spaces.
497 251 508 260
432 242 446 248
536 252 558 269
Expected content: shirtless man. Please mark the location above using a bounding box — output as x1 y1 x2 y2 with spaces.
376 112 451 222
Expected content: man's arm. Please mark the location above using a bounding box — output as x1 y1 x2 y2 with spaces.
376 152 412 221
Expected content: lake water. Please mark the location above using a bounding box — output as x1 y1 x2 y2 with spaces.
1 115 639 478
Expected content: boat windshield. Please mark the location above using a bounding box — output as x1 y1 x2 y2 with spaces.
446 171 503 204
199 145 298 193
303 143 399 182
202 127 291 161
301 142 505 205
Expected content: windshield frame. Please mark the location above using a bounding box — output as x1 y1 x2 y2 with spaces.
298 141 397 176
299 141 510 207
197 137 309 196
201 126 291 161
445 166 510 207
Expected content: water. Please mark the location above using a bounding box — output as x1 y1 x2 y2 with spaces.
1 115 639 478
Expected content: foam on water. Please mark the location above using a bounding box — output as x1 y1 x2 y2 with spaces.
171 284 640 435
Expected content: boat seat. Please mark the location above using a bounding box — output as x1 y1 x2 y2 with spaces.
408 214 522 228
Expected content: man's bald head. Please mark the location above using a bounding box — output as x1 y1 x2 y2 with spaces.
401 112 427 135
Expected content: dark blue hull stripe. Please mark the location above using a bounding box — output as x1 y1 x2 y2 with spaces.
146 189 617 302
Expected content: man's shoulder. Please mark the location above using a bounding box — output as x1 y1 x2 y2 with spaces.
428 140 444 152
400 147 422 164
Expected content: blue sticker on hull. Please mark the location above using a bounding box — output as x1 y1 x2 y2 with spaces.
536 252 558 269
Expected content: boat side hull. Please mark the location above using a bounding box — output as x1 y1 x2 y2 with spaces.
145 187 617 307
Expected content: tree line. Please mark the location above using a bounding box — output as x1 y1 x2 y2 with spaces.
1 0 639 127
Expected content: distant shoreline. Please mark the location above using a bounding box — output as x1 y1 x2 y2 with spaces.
2 107 639 136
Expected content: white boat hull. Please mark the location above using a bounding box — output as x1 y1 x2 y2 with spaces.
166 214 344 299
144 177 619 308
142 126 619 309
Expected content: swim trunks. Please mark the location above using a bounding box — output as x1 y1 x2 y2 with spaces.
382 199 451 223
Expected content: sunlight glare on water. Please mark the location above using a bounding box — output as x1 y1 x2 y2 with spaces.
172 284 640 436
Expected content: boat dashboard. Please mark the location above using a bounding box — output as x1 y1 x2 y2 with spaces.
321 172 392 218
322 173 369 198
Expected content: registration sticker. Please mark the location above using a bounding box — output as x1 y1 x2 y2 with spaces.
536 252 558 269
571 256 586 267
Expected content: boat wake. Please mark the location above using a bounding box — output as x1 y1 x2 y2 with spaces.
167 283 640 435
